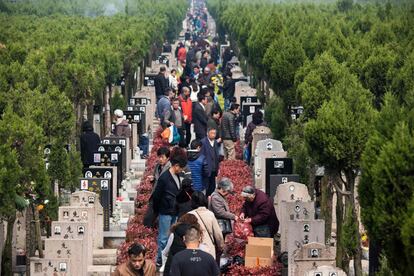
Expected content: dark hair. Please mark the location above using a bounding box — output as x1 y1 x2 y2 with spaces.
227 71 233 78
197 93 206 102
128 243 146 256
182 178 193 190
193 65 200 70
160 66 166 73
170 155 187 168
230 103 240 111
252 110 264 125
191 191 208 209
164 87 173 96
82 121 93 132
171 69 177 74
157 147 170 158
190 139 202 150
172 97 180 103
211 108 221 117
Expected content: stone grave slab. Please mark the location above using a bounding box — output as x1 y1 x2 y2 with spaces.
292 242 336 276
274 182 311 219
84 166 118 213
97 143 126 177
251 126 272 165
304 265 346 276
241 102 262 127
123 109 146 137
58 204 103 249
235 81 256 104
44 238 88 276
30 257 71 275
79 178 111 231
51 221 92 264
280 201 316 252
101 136 130 170
92 151 122 187
254 151 288 192
268 174 300 202
286 220 325 269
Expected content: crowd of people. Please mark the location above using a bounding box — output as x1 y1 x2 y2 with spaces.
111 2 280 276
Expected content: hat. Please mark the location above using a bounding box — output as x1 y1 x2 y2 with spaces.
241 186 255 197
114 109 124 118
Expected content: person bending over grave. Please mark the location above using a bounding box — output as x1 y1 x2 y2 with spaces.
240 186 279 238
169 225 220 276
112 243 156 276
80 121 100 168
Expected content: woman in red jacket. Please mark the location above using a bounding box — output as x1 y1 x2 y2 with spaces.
179 86 193 147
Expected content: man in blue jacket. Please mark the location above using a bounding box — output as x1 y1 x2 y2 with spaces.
201 128 220 196
152 154 187 267
156 88 174 123
187 140 209 193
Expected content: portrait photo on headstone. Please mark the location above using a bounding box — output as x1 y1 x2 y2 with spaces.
93 153 101 163
304 223 310 232
59 262 67 272
98 146 105 152
63 211 69 219
54 226 61 235
88 196 95 204
80 179 88 190
104 171 112 179
310 248 319 258
85 171 93 178
111 153 118 162
101 180 109 190
77 226 85 234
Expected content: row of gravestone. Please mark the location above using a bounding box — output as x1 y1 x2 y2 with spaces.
30 191 103 276
246 113 345 275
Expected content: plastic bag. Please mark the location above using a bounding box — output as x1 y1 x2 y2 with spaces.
233 221 254 240
161 127 170 141
170 125 180 144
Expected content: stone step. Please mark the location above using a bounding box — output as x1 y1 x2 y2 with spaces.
92 249 117 266
88 265 115 276
103 231 126 249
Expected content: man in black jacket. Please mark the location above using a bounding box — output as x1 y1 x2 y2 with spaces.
192 92 208 140
153 155 187 267
223 72 248 111
201 128 220 196
154 66 168 102
80 121 100 168
221 104 240 160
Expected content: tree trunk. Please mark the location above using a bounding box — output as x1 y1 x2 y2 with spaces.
345 170 363 276
33 207 44 258
1 215 16 276
336 187 349 274
320 175 333 243
104 85 111 137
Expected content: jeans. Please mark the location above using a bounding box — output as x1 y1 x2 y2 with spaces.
253 225 271 238
224 98 231 111
206 172 217 197
184 122 192 147
157 214 177 264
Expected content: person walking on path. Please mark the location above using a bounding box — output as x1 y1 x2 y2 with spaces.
156 88 174 124
188 192 224 260
152 155 188 267
155 66 168 102
244 110 266 164
200 128 220 196
169 225 220 276
163 97 185 147
221 104 239 160
240 186 279 238
187 140 209 193
192 92 208 140
178 87 193 147
80 121 100 168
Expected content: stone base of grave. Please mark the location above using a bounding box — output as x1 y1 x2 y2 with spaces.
103 231 126 249
88 264 115 276
93 249 117 265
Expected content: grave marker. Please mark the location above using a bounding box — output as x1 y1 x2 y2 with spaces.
292 242 336 276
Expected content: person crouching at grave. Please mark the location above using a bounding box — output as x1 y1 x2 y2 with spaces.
187 140 209 193
80 121 100 168
143 147 171 228
169 225 220 276
240 186 279 238
112 243 156 276
114 109 131 138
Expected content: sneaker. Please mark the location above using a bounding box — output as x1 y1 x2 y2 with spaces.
156 261 162 268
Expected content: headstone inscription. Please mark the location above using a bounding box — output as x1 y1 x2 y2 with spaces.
292 242 336 276
83 167 117 212
79 178 111 231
